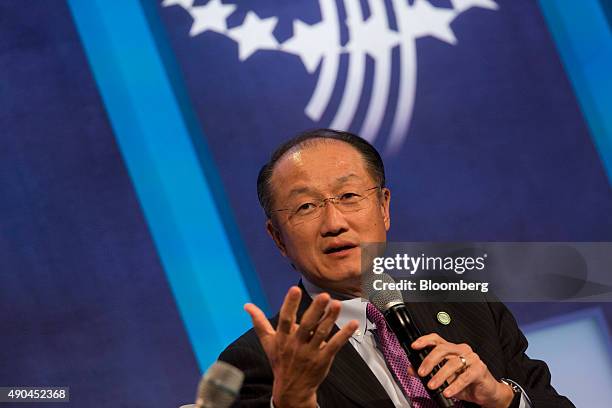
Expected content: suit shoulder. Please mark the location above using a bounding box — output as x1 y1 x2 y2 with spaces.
218 313 280 362
219 327 261 357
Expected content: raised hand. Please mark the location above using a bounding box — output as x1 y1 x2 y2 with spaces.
244 286 358 408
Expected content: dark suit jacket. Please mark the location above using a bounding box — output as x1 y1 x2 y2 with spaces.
219 285 574 407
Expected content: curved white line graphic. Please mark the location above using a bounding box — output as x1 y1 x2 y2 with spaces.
359 0 393 142
387 0 417 153
304 0 341 121
330 0 366 132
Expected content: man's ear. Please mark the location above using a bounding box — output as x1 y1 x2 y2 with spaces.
266 218 288 257
380 188 391 231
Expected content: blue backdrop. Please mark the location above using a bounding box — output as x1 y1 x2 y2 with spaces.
1 0 611 406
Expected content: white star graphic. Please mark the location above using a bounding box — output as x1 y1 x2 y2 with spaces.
227 11 279 61
189 0 236 37
280 19 339 73
450 0 498 13
396 0 457 45
162 0 193 9
168 0 501 152
345 10 400 60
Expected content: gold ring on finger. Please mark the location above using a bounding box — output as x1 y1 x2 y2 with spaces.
456 355 468 374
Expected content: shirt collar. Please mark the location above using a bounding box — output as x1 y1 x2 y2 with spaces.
301 277 370 343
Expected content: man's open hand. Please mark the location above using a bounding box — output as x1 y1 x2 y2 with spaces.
244 286 358 408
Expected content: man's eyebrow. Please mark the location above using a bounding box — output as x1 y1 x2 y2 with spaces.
287 174 362 197
287 186 313 197
335 174 360 184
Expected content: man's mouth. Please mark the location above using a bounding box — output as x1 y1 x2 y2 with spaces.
323 244 358 255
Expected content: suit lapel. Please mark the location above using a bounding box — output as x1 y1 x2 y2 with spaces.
324 339 397 408
406 302 464 343
296 283 395 408
405 302 447 335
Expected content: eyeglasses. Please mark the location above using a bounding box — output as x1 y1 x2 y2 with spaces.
272 186 381 226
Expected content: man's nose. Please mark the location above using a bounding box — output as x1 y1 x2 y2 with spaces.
319 200 349 236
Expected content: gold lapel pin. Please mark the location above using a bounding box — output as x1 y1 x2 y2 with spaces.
437 311 451 325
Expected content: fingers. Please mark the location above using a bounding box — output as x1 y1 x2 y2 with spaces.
412 333 449 377
410 335 484 400
276 286 302 341
415 338 472 378
411 333 445 350
426 353 472 390
244 303 275 344
324 319 359 357
442 354 487 398
308 300 341 348
247 288 357 367
417 343 452 377
295 293 330 342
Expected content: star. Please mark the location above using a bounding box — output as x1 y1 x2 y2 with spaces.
188 0 236 37
345 7 400 60
396 0 457 45
162 0 193 9
227 11 279 61
450 0 498 13
280 19 340 73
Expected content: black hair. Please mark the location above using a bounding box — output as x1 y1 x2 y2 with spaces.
257 128 386 218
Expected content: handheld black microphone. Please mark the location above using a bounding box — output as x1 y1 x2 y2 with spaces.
368 274 455 408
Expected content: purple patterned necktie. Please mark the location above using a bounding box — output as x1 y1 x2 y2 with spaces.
366 302 440 408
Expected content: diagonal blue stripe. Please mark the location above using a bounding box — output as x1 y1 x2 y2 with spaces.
138 0 269 312
539 0 612 187
67 0 266 370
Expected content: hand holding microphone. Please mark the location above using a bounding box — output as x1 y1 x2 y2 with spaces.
368 274 514 408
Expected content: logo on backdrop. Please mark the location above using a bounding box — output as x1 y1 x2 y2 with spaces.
163 0 498 152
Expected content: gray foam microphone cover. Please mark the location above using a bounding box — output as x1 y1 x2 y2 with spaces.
367 273 404 312
196 360 245 408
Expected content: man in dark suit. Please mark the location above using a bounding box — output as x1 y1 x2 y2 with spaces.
219 129 574 408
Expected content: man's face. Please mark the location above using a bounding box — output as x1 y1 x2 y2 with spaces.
266 139 391 296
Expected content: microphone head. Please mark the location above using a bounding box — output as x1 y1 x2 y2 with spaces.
367 273 404 313
196 360 244 408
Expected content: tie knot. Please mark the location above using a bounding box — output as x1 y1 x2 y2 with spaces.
366 302 386 327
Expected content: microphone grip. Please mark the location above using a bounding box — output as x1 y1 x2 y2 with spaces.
384 304 455 408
